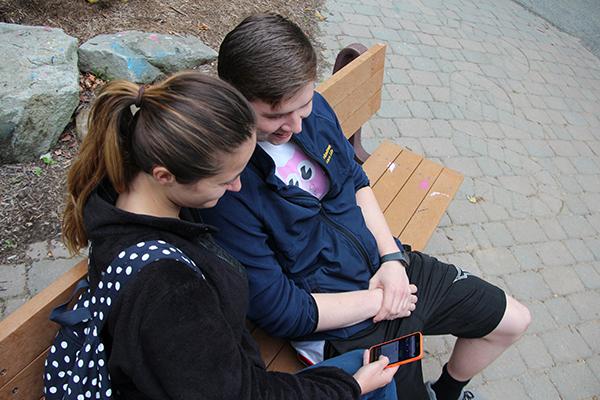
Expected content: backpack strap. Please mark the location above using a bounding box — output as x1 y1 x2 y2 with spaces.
49 278 92 326
50 240 201 328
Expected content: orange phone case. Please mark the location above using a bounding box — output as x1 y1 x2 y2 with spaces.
368 331 424 368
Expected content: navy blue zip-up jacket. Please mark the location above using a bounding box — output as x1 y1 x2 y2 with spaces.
201 92 383 341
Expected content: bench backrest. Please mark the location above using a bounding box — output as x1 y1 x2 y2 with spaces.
316 43 386 139
0 42 390 398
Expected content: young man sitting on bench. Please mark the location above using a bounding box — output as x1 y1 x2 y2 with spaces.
200 13 531 400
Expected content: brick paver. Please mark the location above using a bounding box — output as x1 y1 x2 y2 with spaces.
0 240 85 318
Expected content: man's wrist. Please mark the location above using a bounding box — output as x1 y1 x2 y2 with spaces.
370 288 384 312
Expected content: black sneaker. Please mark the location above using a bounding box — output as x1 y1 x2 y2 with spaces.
425 381 483 400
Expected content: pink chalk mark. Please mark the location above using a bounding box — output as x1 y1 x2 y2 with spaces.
149 34 159 42
419 180 430 190
43 26 52 32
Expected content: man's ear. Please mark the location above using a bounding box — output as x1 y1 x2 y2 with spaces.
152 166 176 186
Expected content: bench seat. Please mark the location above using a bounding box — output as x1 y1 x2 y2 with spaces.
0 43 463 398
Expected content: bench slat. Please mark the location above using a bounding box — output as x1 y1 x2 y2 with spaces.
384 158 443 238
362 140 403 183
329 68 384 133
251 327 289 368
339 89 383 139
399 168 463 251
317 44 385 140
0 260 87 389
372 150 423 212
316 44 385 108
265 343 303 373
0 348 47 400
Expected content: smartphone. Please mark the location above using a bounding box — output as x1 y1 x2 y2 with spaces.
368 332 423 368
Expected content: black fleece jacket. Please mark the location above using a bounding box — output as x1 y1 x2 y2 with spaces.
83 181 361 399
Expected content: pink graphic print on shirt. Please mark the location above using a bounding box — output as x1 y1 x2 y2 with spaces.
276 147 329 199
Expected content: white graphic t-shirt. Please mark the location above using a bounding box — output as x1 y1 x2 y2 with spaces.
259 141 330 200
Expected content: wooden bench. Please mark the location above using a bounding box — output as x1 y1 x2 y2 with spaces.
0 43 463 398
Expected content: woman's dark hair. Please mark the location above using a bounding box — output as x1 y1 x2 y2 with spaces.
218 13 317 106
63 71 255 253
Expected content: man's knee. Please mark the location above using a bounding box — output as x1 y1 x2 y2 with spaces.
488 296 531 344
508 297 531 337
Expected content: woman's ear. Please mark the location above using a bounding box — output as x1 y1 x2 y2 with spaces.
152 166 176 186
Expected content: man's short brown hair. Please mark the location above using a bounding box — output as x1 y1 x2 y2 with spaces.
218 13 317 106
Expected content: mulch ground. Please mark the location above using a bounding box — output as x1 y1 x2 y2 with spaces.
0 0 328 263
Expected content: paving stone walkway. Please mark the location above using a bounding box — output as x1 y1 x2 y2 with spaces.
0 240 86 317
1 1 599 399
319 0 600 398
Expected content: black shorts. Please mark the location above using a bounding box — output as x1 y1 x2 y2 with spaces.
325 251 507 399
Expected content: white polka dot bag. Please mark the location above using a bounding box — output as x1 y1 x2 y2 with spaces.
43 240 202 400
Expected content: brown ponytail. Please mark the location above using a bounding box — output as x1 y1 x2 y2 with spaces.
62 72 255 254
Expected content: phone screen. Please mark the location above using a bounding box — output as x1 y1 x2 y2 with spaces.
369 332 421 364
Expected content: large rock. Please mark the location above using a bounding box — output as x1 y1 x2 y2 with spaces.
0 23 80 164
78 31 217 83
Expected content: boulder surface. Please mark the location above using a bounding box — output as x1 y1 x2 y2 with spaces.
78 31 218 83
0 23 80 164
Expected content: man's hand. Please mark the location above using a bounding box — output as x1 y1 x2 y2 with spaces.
369 261 417 322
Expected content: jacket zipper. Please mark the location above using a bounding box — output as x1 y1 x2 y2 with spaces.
291 137 375 274
318 201 375 274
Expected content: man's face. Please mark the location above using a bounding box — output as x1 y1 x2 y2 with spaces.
250 82 315 145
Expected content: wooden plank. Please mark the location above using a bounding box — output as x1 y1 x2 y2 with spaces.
372 150 423 212
0 260 87 388
339 89 382 139
383 159 443 237
329 67 384 128
400 168 464 251
265 343 303 373
251 327 288 368
316 44 386 108
0 347 47 400
362 141 404 184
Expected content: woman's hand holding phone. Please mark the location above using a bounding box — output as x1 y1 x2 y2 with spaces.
352 350 399 395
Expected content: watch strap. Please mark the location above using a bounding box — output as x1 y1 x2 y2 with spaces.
380 251 410 267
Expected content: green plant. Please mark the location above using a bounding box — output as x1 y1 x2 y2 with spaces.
3 239 16 250
40 152 56 166
32 166 43 176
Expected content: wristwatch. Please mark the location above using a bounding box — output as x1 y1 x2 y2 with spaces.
380 250 410 267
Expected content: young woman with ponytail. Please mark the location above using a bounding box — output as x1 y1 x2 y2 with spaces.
58 71 395 399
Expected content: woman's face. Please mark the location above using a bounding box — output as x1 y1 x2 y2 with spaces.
167 136 256 209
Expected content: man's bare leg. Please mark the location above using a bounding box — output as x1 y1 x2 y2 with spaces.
428 295 530 400
446 295 531 381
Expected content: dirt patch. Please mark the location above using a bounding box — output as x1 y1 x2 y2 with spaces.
0 0 324 49
0 0 329 264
